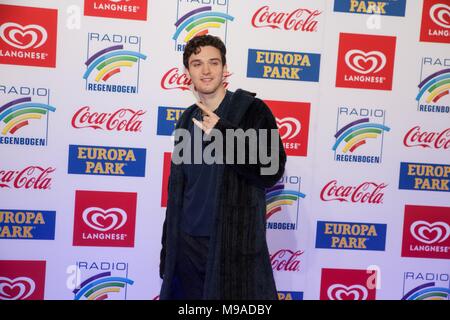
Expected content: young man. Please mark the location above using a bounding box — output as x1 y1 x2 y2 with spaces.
159 35 286 300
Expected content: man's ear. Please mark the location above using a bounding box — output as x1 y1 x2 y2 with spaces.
222 64 228 79
184 67 191 80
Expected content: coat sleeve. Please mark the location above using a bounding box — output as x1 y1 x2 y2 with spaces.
214 99 287 189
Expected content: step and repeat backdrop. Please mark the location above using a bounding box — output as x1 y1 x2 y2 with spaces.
0 0 449 300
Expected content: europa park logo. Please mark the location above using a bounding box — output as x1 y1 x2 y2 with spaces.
336 33 396 91
0 4 57 67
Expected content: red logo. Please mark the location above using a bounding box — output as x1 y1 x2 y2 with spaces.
401 205 450 260
161 153 172 207
320 268 377 300
0 260 46 300
84 0 148 21
270 249 304 272
0 4 57 67
71 106 145 132
420 0 450 44
161 67 231 91
251 5 321 32
320 180 387 204
336 33 396 91
73 190 137 247
403 126 450 149
265 100 310 157
0 166 54 190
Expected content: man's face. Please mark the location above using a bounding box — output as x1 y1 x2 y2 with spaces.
186 45 227 95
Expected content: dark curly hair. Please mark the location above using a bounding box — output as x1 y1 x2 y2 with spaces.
183 35 226 69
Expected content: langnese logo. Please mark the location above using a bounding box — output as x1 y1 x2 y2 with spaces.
161 67 232 91
73 261 134 300
270 249 304 273
173 1 234 52
161 152 171 207
71 106 145 132
399 162 449 193
401 205 450 260
0 210 55 240
73 190 137 247
277 291 303 300
83 32 147 94
420 0 450 44
336 33 396 90
416 57 450 114
0 85 56 146
266 176 305 231
320 180 387 204
0 260 46 300
247 48 321 82
402 271 450 300
265 100 310 157
251 5 322 32
0 165 54 190
320 268 377 300
403 125 450 150
315 221 387 251
157 106 185 136
333 107 390 164
84 0 148 21
68 144 146 177
0 4 57 67
333 0 406 16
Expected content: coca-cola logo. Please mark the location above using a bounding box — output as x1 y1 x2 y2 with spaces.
0 277 35 300
327 284 368 300
0 22 47 49
0 166 54 190
403 126 450 149
82 207 127 232
410 220 450 244
320 180 387 204
71 106 145 132
161 67 231 91
251 6 321 32
270 249 303 272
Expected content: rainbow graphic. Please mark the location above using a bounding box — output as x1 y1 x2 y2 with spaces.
73 272 134 300
416 68 450 104
402 282 450 300
266 184 305 221
332 118 390 153
0 97 56 135
173 6 234 43
83 45 147 82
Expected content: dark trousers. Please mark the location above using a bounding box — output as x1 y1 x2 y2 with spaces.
172 230 209 300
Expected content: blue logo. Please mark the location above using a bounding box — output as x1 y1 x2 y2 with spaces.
316 221 387 251
278 291 304 300
157 106 185 136
247 49 320 82
399 162 449 193
334 0 406 16
68 144 146 177
0 210 56 240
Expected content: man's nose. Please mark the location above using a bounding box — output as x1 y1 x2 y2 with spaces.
201 64 211 74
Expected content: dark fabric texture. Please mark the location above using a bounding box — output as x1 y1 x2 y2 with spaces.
159 88 287 300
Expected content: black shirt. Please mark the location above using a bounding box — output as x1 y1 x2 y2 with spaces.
180 91 233 236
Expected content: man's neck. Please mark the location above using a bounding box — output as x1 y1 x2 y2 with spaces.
198 88 227 112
